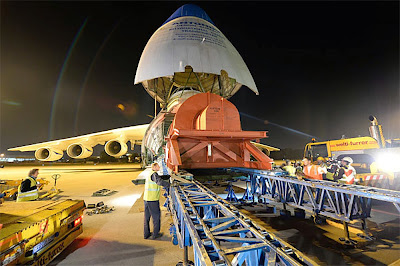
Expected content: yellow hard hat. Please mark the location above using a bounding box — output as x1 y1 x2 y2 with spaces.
317 156 325 161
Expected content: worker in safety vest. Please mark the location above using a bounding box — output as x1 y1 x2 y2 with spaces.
317 157 328 180
16 168 40 202
335 157 356 184
301 157 323 180
283 160 296 177
143 162 170 240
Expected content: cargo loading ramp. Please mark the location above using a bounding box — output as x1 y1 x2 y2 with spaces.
168 176 316 265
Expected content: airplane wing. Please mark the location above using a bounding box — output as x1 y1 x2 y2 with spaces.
250 142 280 153
8 124 149 161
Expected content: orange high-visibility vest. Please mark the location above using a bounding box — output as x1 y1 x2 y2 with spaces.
342 166 356 184
303 165 323 180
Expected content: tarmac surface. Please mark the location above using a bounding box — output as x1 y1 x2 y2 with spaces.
1 163 185 266
1 163 400 265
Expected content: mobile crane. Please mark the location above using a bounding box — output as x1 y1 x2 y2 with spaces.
304 116 400 189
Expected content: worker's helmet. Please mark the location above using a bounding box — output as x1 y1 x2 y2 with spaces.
342 156 353 164
317 156 325 162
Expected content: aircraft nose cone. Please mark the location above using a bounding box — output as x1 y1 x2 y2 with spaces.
134 4 258 103
163 4 214 25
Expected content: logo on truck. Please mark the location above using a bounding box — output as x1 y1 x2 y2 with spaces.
34 241 65 266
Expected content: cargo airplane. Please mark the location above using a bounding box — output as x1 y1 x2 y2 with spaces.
9 4 278 172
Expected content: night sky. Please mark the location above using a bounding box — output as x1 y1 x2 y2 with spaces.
1 1 399 155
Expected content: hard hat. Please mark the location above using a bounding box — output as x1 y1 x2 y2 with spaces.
342 157 353 164
317 156 325 161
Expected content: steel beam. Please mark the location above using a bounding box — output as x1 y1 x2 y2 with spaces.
169 178 316 266
229 168 400 223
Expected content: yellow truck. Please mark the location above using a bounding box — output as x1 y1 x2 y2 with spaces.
0 200 85 265
0 179 49 201
304 116 400 189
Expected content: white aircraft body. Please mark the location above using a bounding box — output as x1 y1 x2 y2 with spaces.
9 4 278 164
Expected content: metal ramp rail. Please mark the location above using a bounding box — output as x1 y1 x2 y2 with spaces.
228 168 400 244
229 168 400 219
168 177 316 266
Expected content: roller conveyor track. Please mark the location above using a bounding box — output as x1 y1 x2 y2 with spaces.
169 178 317 266
229 168 400 222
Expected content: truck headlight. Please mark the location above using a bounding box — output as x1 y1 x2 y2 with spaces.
376 152 400 173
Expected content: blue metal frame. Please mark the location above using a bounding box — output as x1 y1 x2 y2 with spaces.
169 178 316 266
229 168 400 222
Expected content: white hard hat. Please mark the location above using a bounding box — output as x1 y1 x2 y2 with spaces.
342 157 353 164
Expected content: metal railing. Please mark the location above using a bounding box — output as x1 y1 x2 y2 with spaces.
229 168 400 222
169 178 316 266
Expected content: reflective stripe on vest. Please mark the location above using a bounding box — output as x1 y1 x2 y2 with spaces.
17 177 39 202
303 165 322 180
342 166 356 184
143 171 161 201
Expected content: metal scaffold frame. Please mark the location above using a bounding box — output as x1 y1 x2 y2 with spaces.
228 168 400 222
228 168 400 244
168 178 316 266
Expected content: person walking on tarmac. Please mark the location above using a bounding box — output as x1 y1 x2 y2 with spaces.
144 162 170 240
16 168 40 202
334 157 357 184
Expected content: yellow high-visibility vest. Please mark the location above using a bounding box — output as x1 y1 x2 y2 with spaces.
16 177 39 202
283 165 296 177
143 171 161 201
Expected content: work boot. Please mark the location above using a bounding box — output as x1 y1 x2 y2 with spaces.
144 233 152 239
152 232 163 240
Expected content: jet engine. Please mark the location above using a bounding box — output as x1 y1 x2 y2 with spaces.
67 144 93 159
105 140 128 157
35 147 63 161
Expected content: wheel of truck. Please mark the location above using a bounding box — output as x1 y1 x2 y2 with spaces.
12 192 17 200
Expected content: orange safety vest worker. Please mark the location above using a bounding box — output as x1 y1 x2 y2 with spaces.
340 165 356 184
16 176 39 202
303 165 323 180
143 171 161 201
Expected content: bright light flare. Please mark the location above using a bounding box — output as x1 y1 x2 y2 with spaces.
376 152 400 173
109 193 141 207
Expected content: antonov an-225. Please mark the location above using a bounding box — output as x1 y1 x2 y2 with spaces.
9 4 278 172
